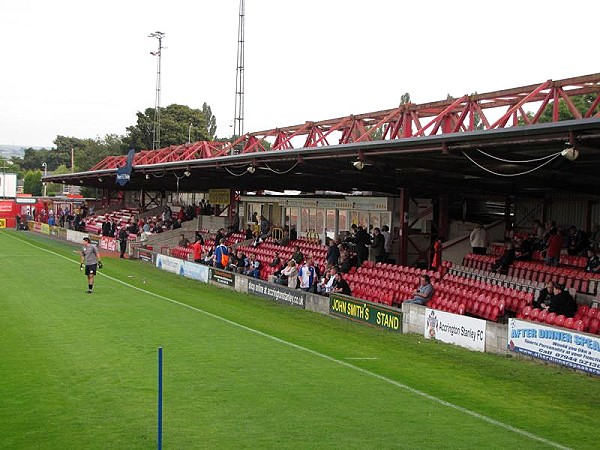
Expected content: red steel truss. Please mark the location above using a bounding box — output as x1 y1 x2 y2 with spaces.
92 73 600 170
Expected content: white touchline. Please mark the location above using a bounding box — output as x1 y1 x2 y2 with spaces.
9 233 572 450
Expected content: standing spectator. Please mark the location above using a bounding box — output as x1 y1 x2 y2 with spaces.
80 237 102 294
469 223 489 255
279 260 298 288
370 227 385 263
381 225 392 262
192 237 203 264
431 238 443 270
213 238 228 269
118 225 129 259
298 256 317 292
289 225 298 241
15 214 21 231
178 233 190 248
544 228 563 267
326 239 340 266
352 225 370 267
245 224 254 240
404 275 434 306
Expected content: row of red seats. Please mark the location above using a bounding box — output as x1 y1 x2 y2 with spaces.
462 253 497 272
509 261 597 294
517 306 600 335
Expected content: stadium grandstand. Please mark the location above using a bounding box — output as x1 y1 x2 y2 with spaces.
38 73 600 349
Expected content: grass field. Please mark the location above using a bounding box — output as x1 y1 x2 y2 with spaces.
0 230 598 449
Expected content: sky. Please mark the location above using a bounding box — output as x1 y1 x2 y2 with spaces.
1 0 598 148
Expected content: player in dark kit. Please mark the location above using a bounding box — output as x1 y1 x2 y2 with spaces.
80 237 102 293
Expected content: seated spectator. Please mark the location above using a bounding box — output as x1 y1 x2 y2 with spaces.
276 230 291 247
244 254 260 278
545 283 577 318
245 224 254 240
331 272 352 296
317 266 337 295
178 233 190 248
567 225 588 256
491 242 516 273
404 275 434 306
514 237 533 261
277 260 298 288
533 281 555 309
585 247 600 273
226 251 239 272
202 250 214 266
234 251 247 273
269 251 282 269
291 246 304 265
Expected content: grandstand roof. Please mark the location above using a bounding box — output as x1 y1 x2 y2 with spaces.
45 118 600 197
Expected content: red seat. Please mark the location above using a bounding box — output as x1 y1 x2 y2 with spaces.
563 317 575 329
529 308 540 322
588 318 600 335
573 320 585 332
545 312 557 325
554 315 566 328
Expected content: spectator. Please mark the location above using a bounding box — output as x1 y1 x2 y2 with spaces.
370 227 385 263
585 247 600 273
381 225 392 262
469 223 489 255
331 272 352 296
118 225 129 259
404 275 434 306
213 238 229 269
178 233 190 248
278 259 298 288
533 281 555 309
245 224 254 240
269 251 281 269
491 242 516 273
544 228 563 267
234 251 247 273
214 228 224 247
291 246 304 265
567 225 588 256
326 239 340 266
317 266 337 295
431 238 443 270
244 254 260 278
351 224 369 267
546 283 577 318
226 251 239 272
192 237 203 264
290 225 298 241
298 256 317 292
194 231 205 245
276 230 291 247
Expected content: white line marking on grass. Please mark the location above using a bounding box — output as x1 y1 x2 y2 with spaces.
344 357 379 360
9 233 572 450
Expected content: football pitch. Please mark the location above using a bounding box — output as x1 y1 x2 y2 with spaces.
0 231 598 449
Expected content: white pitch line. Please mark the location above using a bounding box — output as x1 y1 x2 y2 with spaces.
344 357 379 360
8 232 572 450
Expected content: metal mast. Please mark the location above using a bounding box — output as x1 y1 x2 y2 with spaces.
149 31 165 150
233 0 245 140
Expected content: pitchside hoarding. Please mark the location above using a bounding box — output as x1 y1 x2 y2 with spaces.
248 278 306 308
508 319 600 376
329 294 402 332
156 253 183 275
181 261 209 283
424 309 486 352
210 268 235 287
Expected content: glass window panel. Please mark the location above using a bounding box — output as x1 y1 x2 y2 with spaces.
301 208 309 233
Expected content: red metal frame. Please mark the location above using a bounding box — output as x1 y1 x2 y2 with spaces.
92 73 600 170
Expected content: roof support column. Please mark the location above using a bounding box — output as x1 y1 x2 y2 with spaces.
399 188 409 266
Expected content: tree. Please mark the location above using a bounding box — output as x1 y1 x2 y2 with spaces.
125 103 217 150
519 94 599 125
23 170 42 196
45 164 71 196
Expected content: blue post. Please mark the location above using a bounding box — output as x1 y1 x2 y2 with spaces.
158 347 163 450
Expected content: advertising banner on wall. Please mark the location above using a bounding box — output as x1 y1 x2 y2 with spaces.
138 249 154 263
156 254 184 275
99 237 118 252
66 229 88 244
248 278 306 309
424 309 486 352
181 261 209 283
209 268 235 287
329 294 402 332
508 319 600 376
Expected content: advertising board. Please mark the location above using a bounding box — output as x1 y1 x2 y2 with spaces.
424 309 486 352
329 294 402 332
247 278 306 308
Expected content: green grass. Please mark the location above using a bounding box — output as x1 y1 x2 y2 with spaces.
0 230 598 449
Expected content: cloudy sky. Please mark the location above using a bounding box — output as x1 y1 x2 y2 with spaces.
1 0 598 148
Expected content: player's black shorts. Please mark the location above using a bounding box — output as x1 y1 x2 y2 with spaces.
85 264 97 276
